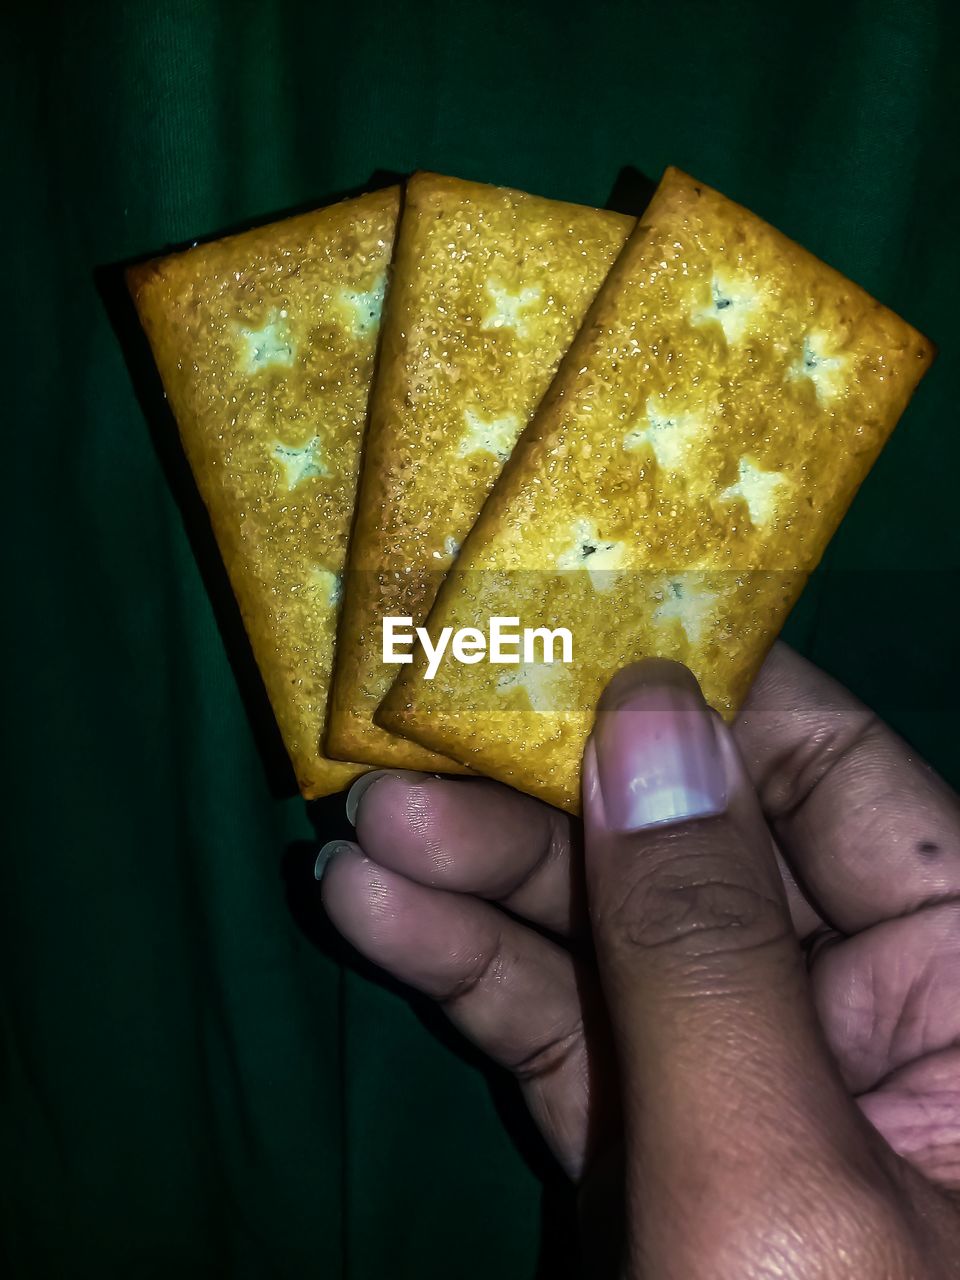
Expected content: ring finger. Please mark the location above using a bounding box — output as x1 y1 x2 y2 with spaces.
320 839 609 1178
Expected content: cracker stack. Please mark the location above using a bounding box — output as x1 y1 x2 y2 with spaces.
131 170 932 811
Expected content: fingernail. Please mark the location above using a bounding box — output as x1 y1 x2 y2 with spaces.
314 840 352 880
344 769 428 826
591 660 727 832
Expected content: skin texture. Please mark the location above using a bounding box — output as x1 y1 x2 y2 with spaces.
321 643 960 1277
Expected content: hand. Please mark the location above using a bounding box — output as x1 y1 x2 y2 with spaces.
319 644 960 1277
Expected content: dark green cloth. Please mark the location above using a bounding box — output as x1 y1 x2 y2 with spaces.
4 0 958 1275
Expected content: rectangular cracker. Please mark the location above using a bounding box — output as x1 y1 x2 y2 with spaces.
378 168 934 812
327 172 634 769
129 187 400 798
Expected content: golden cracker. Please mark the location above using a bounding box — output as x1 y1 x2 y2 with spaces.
129 187 400 798
327 172 634 768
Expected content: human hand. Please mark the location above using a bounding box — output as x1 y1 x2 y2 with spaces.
319 644 960 1276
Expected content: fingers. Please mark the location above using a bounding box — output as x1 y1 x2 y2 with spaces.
344 757 819 942
810 901 960 1093
858 1047 960 1191
736 643 960 931
345 643 960 944
319 840 603 1178
582 661 879 1254
348 771 581 935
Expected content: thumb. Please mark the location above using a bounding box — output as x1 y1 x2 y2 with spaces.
582 661 883 1265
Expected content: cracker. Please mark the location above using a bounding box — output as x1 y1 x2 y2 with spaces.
326 173 634 768
378 168 934 812
129 187 400 798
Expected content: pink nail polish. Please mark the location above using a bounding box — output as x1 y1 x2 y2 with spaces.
590 661 727 832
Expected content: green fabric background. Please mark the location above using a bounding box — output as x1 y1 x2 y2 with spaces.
4 0 958 1275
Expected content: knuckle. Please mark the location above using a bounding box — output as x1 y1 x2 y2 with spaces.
507 1022 585 1084
758 710 881 821
599 845 788 966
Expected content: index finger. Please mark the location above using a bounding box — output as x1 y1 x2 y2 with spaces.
351 771 583 935
735 643 960 931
